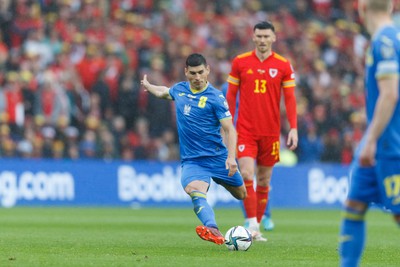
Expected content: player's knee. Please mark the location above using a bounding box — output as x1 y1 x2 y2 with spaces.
237 188 247 200
344 199 368 213
231 187 247 200
241 170 254 181
256 176 270 187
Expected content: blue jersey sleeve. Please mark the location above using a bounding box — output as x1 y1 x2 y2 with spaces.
215 92 232 121
373 34 400 79
168 84 177 100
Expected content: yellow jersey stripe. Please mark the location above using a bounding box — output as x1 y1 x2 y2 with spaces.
282 81 296 88
237 51 253 59
227 75 240 85
273 53 288 62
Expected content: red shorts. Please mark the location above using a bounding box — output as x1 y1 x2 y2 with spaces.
237 134 280 167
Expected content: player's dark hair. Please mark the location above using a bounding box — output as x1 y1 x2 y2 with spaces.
186 53 207 67
254 21 275 32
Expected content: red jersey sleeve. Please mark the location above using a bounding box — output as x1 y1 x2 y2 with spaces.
282 62 297 129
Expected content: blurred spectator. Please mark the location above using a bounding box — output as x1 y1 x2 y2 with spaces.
298 123 324 163
79 129 98 158
34 71 70 127
320 128 342 162
115 68 139 129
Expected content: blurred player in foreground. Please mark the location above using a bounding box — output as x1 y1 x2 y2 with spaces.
141 53 246 245
339 0 400 266
226 21 298 240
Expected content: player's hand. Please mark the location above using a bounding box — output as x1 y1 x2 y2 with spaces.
359 141 376 167
287 128 298 150
141 74 150 91
226 157 238 177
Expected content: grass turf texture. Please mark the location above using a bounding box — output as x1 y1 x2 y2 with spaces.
0 208 398 267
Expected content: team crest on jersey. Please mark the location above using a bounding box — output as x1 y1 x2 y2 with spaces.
184 104 191 115
238 144 245 152
269 68 278 78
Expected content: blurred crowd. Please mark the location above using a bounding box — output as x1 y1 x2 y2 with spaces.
0 0 398 163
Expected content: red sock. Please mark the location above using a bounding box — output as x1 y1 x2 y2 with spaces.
256 185 269 223
243 180 257 218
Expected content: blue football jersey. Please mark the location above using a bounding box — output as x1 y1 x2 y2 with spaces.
169 81 232 160
365 24 400 158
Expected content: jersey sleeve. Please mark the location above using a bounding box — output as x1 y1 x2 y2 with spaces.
282 60 296 89
282 60 297 129
227 57 240 85
215 93 232 121
168 83 178 100
374 34 400 79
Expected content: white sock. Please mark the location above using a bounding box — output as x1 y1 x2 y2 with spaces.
246 217 259 231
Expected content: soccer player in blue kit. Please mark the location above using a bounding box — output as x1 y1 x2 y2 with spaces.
339 0 400 266
141 53 246 245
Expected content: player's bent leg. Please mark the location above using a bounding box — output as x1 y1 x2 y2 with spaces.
339 199 368 267
219 183 247 200
185 180 224 244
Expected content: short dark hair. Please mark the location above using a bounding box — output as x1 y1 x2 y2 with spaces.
253 21 275 32
186 53 207 67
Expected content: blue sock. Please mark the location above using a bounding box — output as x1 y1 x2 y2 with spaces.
240 200 247 218
264 201 271 218
190 191 218 229
339 207 366 267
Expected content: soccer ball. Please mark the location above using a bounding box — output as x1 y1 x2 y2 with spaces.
224 226 252 251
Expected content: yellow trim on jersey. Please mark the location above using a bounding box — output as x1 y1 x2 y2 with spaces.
237 51 253 59
282 80 296 88
273 53 288 62
227 75 240 85
220 117 232 121
190 82 209 94
376 73 399 79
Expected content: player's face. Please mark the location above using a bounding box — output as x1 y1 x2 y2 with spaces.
185 64 210 91
253 28 276 53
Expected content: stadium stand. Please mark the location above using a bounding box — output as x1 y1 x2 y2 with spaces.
1 0 396 163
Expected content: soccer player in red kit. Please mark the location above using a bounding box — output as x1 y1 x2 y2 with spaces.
226 21 298 241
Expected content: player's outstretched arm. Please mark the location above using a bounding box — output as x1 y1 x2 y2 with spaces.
141 74 172 100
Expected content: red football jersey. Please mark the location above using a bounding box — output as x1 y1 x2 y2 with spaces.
227 50 296 136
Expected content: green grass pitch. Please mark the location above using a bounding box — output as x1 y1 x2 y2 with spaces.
0 207 398 267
